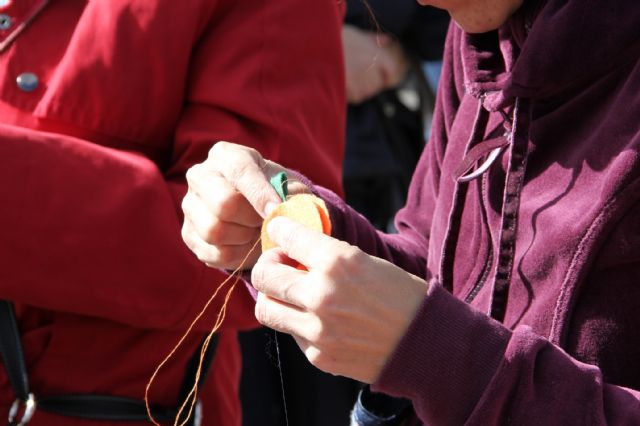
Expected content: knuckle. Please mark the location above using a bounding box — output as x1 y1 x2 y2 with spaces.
254 302 264 324
241 145 259 160
203 217 226 244
180 222 192 245
282 284 299 306
209 188 238 218
231 162 254 185
180 193 192 215
305 295 321 312
307 320 327 344
194 248 214 265
250 265 266 292
306 349 322 367
215 247 237 267
277 230 298 253
308 287 334 314
307 350 333 374
230 149 262 181
242 185 263 205
185 164 198 180
254 296 270 326
209 141 228 158
191 243 221 267
325 242 361 275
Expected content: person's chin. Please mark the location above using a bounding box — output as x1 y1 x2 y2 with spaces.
455 21 501 34
450 10 510 34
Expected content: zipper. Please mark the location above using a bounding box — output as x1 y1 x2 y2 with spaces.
464 172 494 303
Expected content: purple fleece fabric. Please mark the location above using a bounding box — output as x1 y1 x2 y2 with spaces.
307 0 640 424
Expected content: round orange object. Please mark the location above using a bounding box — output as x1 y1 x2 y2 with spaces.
261 194 331 252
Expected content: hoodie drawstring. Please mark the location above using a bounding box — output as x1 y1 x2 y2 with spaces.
439 96 532 323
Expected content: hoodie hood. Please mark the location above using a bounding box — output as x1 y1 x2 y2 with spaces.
463 0 640 109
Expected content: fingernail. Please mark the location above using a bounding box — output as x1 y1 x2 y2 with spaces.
264 202 278 216
266 216 279 236
266 216 289 238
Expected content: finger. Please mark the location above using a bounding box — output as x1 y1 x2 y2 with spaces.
181 217 220 264
209 142 283 217
378 46 406 88
359 67 384 101
266 216 353 270
374 32 392 46
183 191 259 245
252 249 310 309
346 85 361 104
182 218 260 269
204 240 261 270
255 292 315 336
185 169 263 227
289 336 333 377
349 88 367 104
371 66 387 95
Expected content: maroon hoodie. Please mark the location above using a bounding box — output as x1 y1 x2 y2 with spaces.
312 0 640 424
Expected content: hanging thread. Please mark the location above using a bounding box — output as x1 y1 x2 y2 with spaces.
147 172 315 426
274 331 290 426
145 239 261 426
269 171 291 426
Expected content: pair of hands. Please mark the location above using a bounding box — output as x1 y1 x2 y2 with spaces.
343 24 409 104
181 142 427 383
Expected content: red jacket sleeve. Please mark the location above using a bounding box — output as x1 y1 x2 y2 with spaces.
0 0 345 332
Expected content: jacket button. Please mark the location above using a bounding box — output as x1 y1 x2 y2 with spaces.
16 72 39 92
0 14 11 30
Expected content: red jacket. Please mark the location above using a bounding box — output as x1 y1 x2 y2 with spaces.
0 0 345 425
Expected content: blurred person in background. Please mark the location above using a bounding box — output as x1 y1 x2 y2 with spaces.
0 0 345 425
342 1 448 232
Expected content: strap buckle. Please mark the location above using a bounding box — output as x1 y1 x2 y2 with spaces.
193 399 202 426
8 393 36 426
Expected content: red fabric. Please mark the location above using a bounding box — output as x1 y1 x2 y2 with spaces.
0 0 345 425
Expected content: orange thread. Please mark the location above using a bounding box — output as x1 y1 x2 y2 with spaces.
145 239 261 426
174 277 238 425
147 192 332 425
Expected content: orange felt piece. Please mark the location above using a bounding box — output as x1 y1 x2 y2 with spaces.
310 196 332 236
261 194 331 252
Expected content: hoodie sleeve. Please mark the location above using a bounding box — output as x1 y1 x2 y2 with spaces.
0 0 345 332
371 281 640 425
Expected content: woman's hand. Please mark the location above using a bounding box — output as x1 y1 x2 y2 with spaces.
181 141 309 270
252 217 429 383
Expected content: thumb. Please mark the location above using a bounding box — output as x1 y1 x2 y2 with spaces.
212 142 284 217
266 216 339 269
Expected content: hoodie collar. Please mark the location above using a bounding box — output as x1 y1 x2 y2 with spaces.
461 0 640 110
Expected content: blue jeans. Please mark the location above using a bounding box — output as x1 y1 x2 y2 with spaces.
350 386 412 426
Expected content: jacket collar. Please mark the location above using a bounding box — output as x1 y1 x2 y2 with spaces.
460 0 640 110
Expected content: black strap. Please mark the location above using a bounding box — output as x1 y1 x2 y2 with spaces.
0 300 218 424
0 301 30 402
38 394 176 423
